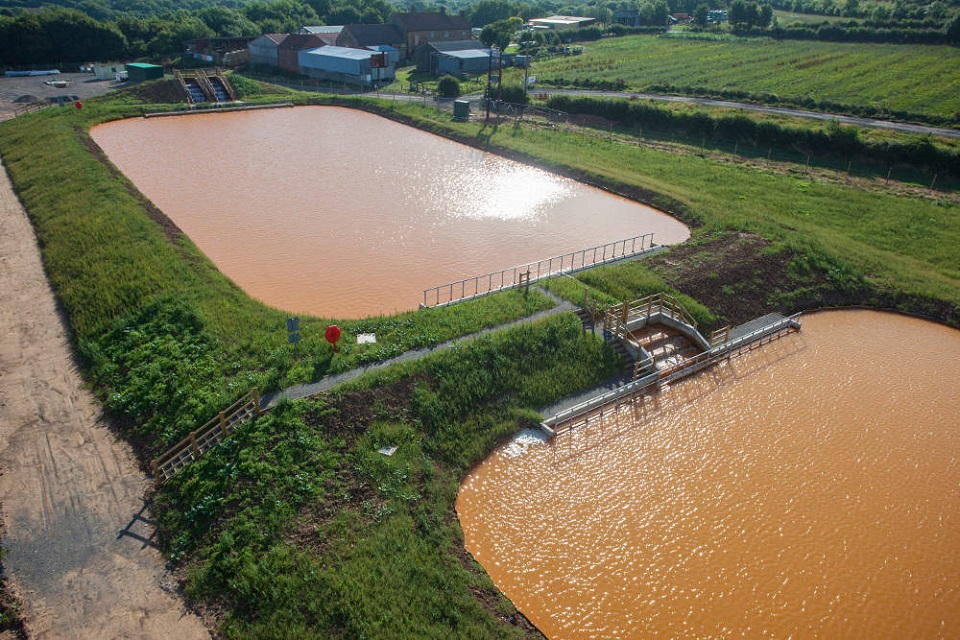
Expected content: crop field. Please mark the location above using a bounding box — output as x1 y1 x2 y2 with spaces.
532 35 960 119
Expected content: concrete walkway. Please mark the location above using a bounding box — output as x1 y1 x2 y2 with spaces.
261 289 578 409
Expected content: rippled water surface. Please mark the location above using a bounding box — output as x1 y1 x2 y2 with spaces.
457 310 960 638
91 106 688 317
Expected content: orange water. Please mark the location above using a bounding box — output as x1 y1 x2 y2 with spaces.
456 310 960 638
90 106 688 318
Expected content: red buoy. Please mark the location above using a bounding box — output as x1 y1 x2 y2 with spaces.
325 325 341 352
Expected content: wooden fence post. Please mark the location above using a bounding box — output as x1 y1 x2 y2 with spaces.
189 432 200 458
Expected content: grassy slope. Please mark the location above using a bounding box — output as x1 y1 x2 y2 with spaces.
532 35 960 118
0 79 957 637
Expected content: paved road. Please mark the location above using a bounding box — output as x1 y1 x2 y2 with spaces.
531 88 960 140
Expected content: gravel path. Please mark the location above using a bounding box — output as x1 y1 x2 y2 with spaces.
262 291 578 408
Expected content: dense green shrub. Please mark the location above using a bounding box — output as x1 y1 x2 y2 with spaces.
546 95 960 176
436 75 460 98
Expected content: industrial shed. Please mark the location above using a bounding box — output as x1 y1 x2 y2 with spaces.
298 45 396 85
527 15 596 30
248 34 287 68
277 34 327 74
126 63 163 82
435 48 494 76
414 40 486 73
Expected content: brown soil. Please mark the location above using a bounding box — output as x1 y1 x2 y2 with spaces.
0 157 210 639
645 231 811 327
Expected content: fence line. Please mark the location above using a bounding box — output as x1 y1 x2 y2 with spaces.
151 388 261 485
422 233 657 308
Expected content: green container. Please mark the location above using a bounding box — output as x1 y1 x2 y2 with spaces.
453 99 470 120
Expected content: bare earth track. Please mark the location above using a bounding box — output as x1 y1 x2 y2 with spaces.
0 154 209 638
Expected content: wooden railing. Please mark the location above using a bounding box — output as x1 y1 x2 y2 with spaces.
151 388 261 485
605 292 699 340
422 233 657 308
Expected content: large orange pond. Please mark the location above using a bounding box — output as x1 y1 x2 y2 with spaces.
91 106 689 318
457 310 960 638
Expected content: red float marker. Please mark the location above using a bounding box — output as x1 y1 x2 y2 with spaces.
325 324 341 352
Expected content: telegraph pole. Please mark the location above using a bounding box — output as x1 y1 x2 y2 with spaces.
486 45 494 121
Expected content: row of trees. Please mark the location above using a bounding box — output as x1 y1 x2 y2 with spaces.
2 0 957 66
0 0 394 65
547 94 960 176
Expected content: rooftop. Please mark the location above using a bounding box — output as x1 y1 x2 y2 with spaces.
393 11 470 32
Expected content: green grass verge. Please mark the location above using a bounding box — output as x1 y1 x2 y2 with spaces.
157 313 617 638
531 35 960 120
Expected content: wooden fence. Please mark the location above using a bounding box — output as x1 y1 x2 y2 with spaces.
151 388 261 485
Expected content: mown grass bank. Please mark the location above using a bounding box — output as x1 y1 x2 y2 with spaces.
0 78 956 636
530 35 960 123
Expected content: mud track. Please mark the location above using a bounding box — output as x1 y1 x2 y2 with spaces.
0 157 209 639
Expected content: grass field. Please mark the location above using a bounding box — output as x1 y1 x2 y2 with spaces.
532 35 960 119
0 78 957 636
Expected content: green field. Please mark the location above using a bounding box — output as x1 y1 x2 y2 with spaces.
532 35 960 119
0 78 957 636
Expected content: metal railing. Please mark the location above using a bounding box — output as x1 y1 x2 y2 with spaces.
422 233 657 308
544 313 801 435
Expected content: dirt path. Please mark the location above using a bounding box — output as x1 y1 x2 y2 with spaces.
0 157 209 639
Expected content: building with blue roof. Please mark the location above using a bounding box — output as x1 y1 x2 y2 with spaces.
298 45 396 85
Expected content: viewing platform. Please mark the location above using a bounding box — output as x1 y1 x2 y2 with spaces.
542 295 801 436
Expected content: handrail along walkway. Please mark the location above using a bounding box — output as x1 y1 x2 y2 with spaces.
544 313 801 436
422 233 658 308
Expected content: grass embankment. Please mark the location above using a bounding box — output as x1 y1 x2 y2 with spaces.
0 76 957 637
531 35 960 123
157 313 618 637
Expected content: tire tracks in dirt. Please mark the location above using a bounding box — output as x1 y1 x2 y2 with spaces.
0 156 209 639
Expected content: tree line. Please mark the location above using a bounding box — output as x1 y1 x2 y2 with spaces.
1 0 957 67
0 0 393 65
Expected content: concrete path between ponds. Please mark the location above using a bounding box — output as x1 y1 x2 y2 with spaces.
261 290 578 410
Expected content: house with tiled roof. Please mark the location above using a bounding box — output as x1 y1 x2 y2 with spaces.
390 10 472 60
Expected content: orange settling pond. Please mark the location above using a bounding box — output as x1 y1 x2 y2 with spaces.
457 310 960 638
91 106 689 318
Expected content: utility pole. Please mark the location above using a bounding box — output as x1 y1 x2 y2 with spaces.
486 45 494 121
